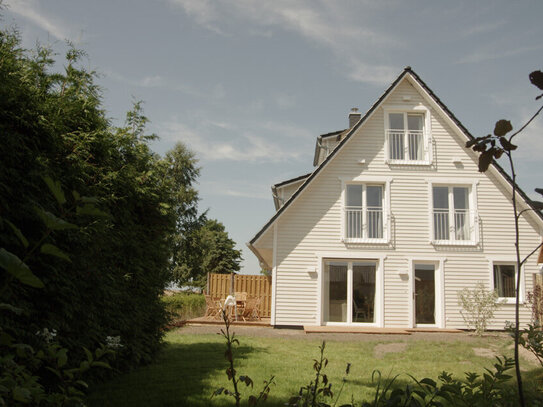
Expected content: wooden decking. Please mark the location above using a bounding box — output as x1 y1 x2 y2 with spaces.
304 326 464 335
186 316 271 327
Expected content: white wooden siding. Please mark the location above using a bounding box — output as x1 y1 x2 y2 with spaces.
266 77 541 328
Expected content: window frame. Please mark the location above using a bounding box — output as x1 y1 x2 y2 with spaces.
383 105 432 165
491 261 523 304
341 178 391 244
428 180 479 246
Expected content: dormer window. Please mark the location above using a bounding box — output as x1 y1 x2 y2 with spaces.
384 108 431 165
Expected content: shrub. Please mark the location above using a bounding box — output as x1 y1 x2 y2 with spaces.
161 292 206 322
458 282 502 336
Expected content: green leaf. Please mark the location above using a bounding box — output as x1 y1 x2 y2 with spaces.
76 204 109 218
42 176 66 205
72 190 81 201
0 248 44 288
57 348 68 368
0 303 23 315
12 386 32 402
35 207 77 230
40 243 71 262
80 196 99 204
91 361 111 369
4 220 28 248
493 120 512 137
499 137 517 151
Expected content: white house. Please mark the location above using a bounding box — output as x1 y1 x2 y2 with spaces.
248 67 543 330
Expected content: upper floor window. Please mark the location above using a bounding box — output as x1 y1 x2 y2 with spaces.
345 184 385 241
432 185 477 244
384 109 431 165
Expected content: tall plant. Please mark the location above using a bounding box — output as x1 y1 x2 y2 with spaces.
465 70 543 406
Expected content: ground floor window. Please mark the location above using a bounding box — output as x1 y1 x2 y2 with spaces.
493 264 516 299
323 260 376 324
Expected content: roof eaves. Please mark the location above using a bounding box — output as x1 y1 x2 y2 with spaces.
273 172 312 188
312 129 347 167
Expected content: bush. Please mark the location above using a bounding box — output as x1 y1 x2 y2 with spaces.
161 292 206 322
458 282 502 336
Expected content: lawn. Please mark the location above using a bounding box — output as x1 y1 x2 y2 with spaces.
87 326 541 407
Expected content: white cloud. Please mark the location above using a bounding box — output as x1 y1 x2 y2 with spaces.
159 119 308 163
7 0 72 41
202 181 269 200
457 44 543 65
167 0 398 85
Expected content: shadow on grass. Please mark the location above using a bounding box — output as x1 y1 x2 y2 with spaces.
87 340 263 407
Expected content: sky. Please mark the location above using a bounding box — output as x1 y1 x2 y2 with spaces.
3 0 543 275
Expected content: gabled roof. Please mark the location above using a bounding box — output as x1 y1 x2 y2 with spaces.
272 172 312 210
249 66 543 248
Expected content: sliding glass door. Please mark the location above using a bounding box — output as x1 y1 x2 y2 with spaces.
323 260 376 324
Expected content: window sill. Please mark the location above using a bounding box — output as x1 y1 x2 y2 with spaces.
343 238 389 245
497 298 524 305
386 159 431 166
431 240 478 247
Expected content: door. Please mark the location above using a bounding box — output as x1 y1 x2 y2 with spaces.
414 264 436 325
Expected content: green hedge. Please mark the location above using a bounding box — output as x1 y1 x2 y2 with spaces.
161 292 206 321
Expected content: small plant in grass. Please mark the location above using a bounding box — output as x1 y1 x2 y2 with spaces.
212 310 274 407
458 282 502 336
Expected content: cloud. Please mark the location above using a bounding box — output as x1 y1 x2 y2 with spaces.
201 181 270 200
7 0 72 41
167 0 398 85
159 118 310 163
457 44 543 65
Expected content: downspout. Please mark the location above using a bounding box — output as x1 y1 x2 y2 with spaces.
271 222 278 326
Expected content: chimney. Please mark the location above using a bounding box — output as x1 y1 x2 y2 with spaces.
349 107 361 128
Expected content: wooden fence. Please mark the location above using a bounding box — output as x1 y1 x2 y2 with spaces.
207 273 272 318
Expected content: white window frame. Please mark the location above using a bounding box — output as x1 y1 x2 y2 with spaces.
407 258 445 329
383 105 432 165
316 252 385 327
490 259 524 304
340 177 391 244
428 180 479 246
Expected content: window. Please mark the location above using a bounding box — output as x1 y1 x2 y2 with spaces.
323 260 376 324
386 112 427 163
493 264 516 299
432 186 472 242
345 184 384 240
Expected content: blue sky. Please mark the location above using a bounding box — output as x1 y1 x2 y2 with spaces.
4 0 543 274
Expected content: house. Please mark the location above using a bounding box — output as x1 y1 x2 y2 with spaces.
248 67 543 330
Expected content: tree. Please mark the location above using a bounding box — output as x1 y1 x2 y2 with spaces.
172 218 243 288
465 70 543 407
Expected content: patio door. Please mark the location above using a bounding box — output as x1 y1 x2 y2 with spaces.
323 260 376 324
414 264 436 326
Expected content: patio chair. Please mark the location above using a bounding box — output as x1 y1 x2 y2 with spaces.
204 295 222 319
241 296 262 321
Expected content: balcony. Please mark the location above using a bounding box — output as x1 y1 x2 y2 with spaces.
432 209 475 244
386 130 428 164
345 207 384 241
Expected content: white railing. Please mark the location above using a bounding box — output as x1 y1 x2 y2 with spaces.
346 208 383 240
433 209 471 241
387 130 425 162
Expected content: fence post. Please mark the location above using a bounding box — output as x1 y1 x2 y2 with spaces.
206 272 210 295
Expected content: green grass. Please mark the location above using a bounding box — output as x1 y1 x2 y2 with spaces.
87 330 540 407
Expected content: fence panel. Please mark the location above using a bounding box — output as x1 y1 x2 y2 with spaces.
207 273 272 318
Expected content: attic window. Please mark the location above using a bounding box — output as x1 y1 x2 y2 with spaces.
384 107 432 165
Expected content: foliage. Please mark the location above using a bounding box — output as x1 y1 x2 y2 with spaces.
172 218 243 288
0 18 201 383
457 282 502 336
212 310 274 407
515 324 543 369
465 69 543 406
161 292 206 322
527 283 543 324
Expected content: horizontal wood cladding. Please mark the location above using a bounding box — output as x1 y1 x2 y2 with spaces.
270 77 542 328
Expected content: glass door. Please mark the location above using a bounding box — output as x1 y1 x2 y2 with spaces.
323 260 376 324
414 264 435 325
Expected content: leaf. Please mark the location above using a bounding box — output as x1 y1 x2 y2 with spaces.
499 137 517 151
531 200 543 210
4 220 28 248
35 207 77 230
72 190 81 201
41 243 71 262
76 204 109 218
91 361 111 369
529 71 543 90
493 120 512 137
81 196 100 204
478 149 494 172
12 386 32 402
0 248 44 288
42 176 66 205
0 302 23 315
57 348 68 368
536 188 543 197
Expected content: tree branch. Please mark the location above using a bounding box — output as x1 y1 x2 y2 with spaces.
509 103 543 142
521 241 543 266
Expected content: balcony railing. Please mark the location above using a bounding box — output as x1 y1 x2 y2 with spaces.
433 209 471 241
387 130 425 162
345 207 383 240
